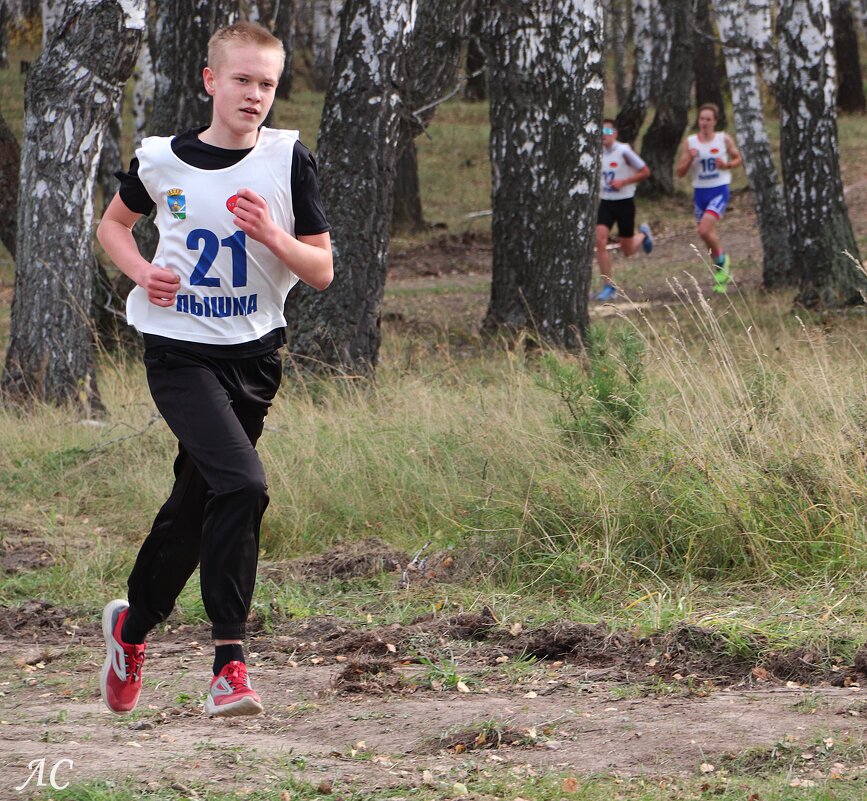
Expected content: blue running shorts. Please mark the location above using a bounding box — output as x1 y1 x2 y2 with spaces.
694 185 730 222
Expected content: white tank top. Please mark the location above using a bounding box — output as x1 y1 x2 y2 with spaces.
127 127 300 345
600 141 647 200
687 132 731 189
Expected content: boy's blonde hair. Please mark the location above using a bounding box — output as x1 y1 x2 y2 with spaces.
208 21 285 72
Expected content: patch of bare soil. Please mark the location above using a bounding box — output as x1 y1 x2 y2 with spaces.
2 612 867 798
1 533 54 575
2 539 867 795
260 537 408 582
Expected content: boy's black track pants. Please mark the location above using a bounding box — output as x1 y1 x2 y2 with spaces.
126 343 282 641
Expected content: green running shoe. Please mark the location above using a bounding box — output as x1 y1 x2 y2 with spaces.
713 254 731 293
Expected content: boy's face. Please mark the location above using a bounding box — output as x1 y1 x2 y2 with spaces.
203 42 283 144
601 125 617 149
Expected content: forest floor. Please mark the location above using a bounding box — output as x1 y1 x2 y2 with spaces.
3 185 867 799
2 537 867 798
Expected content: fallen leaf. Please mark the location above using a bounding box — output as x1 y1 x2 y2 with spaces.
454 743 466 754
751 666 770 681
561 776 580 793
452 782 469 797
699 763 715 774
509 622 523 637
318 778 334 794
474 730 487 747
456 680 470 693
281 792 291 801
386 643 397 653
523 691 538 699
495 655 510 664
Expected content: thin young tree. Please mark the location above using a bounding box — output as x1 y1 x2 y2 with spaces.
831 0 866 113
284 0 416 375
464 8 486 101
615 0 654 144
640 0 694 196
0 107 18 258
693 0 727 130
712 0 791 288
482 0 604 349
776 0 866 307
605 0 629 108
392 0 473 233
2 0 144 413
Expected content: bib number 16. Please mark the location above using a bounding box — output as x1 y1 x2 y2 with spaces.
186 229 248 288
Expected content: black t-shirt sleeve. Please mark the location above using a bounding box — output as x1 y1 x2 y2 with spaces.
115 157 156 216
291 140 331 236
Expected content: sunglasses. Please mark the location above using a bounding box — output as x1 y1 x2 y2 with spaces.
602 127 615 135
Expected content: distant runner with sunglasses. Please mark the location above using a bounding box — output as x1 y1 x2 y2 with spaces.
676 102 743 293
594 119 654 302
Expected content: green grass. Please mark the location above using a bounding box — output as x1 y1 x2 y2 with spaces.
31 765 867 801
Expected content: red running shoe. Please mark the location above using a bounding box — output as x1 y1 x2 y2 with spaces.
205 661 263 717
100 599 146 714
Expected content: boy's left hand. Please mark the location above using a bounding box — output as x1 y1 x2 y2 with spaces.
233 187 276 244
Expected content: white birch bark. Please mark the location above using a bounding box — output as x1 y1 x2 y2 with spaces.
615 0 653 144
132 31 153 148
483 0 605 348
776 0 866 307
284 0 416 374
311 0 343 91
40 0 67 45
2 0 144 412
712 0 792 287
649 0 672 101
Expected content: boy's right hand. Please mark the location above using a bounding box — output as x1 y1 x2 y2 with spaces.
145 266 181 307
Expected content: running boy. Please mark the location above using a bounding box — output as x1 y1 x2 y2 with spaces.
595 119 654 302
676 102 742 292
96 21 333 718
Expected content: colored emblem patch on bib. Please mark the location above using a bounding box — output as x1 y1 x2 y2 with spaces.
609 162 618 168
226 194 239 213
710 148 719 154
167 188 186 220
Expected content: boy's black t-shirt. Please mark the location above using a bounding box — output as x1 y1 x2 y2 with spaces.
116 126 331 359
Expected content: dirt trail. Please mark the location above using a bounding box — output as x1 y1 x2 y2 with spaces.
2 609 866 797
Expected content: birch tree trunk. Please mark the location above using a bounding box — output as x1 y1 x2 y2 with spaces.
0 107 18 258
640 0 694 196
284 0 415 375
482 0 604 349
132 27 153 147
148 0 240 136
96 97 122 214
464 8 486 101
392 0 471 233
615 0 653 144
712 0 792 288
2 0 144 413
272 0 294 98
776 0 866 307
310 0 342 91
648 0 672 101
606 0 629 108
40 0 67 45
831 0 866 113
694 0 727 129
